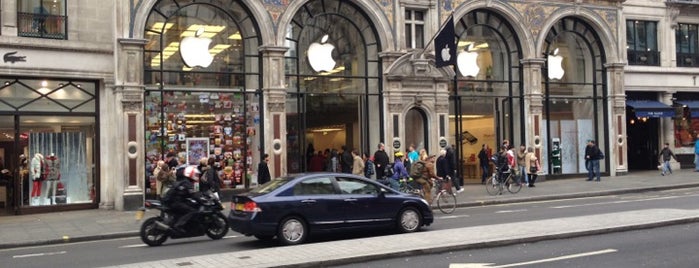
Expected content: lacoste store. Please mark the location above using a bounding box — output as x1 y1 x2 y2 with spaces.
0 77 98 214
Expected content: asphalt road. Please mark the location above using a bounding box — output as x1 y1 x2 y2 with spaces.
2 188 699 268
334 221 699 268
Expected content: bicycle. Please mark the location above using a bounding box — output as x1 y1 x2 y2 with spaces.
485 169 522 195
398 177 457 214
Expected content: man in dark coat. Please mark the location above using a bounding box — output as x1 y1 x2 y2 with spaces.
340 146 353 173
445 145 463 193
257 153 271 185
373 143 389 180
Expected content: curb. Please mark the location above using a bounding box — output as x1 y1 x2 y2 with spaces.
2 183 698 250
279 216 699 268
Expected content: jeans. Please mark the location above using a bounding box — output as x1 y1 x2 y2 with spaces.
586 160 600 181
695 154 699 171
661 160 672 175
481 164 490 183
518 166 528 184
388 178 400 191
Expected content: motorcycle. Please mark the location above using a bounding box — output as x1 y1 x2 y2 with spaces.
138 191 229 246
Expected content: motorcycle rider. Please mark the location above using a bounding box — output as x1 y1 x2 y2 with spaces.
163 165 202 233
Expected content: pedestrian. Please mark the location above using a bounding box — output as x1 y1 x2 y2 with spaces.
257 153 271 185
517 144 528 186
584 140 602 181
695 134 699 172
389 152 409 190
407 144 419 164
416 155 438 204
326 149 339 172
363 152 375 179
373 143 389 179
658 142 677 176
340 145 353 173
445 145 463 193
478 144 490 184
309 151 325 171
524 147 539 187
351 149 364 176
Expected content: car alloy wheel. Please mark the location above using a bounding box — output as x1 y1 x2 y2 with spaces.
398 207 421 233
278 216 307 245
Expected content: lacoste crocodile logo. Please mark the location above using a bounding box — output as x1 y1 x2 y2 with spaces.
4 51 26 63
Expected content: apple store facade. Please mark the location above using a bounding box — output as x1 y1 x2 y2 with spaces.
105 0 627 209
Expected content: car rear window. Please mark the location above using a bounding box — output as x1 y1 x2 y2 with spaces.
250 176 294 194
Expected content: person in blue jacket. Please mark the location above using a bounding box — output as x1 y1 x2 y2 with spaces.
390 152 409 191
694 134 699 172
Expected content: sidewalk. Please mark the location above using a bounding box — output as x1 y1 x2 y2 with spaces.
1 170 697 252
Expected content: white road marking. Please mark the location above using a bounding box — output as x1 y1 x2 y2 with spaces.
119 244 147 248
223 235 239 239
13 251 67 259
551 195 686 209
438 215 470 220
449 248 617 268
494 209 527 214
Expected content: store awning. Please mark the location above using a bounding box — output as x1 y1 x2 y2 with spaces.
676 101 699 117
626 100 675 117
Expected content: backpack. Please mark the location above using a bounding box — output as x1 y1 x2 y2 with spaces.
597 149 605 160
383 163 395 179
409 161 425 179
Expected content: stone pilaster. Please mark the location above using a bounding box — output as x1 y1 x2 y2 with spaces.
259 45 288 178
112 38 148 210
521 58 546 155
605 62 626 176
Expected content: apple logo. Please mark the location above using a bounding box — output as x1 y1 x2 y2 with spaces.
548 48 565 80
457 44 480 77
441 44 452 62
180 27 214 68
307 34 336 72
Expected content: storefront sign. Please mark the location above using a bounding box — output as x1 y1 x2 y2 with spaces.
3 51 26 63
392 139 401 149
439 138 447 148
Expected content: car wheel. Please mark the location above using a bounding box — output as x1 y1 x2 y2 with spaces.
397 206 422 233
277 216 307 245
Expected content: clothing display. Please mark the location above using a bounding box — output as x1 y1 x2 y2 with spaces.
29 153 44 205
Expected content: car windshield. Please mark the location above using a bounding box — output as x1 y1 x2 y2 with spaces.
249 176 295 194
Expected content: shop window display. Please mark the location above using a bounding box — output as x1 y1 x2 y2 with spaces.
145 90 259 194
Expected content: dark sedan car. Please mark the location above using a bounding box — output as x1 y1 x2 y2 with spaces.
228 172 433 245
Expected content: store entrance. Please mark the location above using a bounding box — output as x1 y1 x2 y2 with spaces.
451 97 497 185
626 108 660 170
405 108 427 153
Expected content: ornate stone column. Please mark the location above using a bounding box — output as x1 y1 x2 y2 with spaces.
606 62 626 176
259 45 288 178
521 58 546 161
112 38 148 210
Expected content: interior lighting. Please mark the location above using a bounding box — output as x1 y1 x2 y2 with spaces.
147 22 174 35
180 24 226 38
228 32 242 40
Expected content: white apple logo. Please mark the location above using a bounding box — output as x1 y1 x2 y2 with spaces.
307 34 336 72
457 44 480 77
441 44 452 62
180 27 214 68
548 48 565 80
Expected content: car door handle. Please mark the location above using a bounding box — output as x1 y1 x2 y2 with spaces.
301 199 316 204
344 198 357 202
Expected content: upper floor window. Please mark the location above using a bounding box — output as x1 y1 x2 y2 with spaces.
405 10 424 49
676 23 699 67
626 20 659 66
17 0 67 39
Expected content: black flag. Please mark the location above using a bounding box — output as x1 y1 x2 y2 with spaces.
434 15 456 68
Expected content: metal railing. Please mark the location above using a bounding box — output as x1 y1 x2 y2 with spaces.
17 12 67 39
676 52 699 67
627 50 660 66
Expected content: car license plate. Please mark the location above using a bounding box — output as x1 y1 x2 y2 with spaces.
135 210 144 220
235 203 244 211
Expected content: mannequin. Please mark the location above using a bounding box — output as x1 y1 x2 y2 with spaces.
30 153 44 206
19 154 29 205
44 153 60 205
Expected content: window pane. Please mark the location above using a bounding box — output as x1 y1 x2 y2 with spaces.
415 25 424 48
414 11 424 21
406 25 413 48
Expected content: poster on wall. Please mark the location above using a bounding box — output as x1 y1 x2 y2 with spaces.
186 138 210 165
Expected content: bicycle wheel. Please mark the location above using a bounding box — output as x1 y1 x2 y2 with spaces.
485 175 500 196
436 191 457 214
507 174 522 194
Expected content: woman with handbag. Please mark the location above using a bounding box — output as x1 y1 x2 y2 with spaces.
524 147 540 187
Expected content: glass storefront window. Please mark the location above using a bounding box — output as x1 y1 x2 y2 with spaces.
144 90 260 194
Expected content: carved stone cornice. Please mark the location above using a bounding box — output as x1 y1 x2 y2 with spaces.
434 103 449 113
122 91 143 113
388 102 404 113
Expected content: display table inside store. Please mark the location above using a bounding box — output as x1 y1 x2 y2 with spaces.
0 185 6 208
463 162 478 180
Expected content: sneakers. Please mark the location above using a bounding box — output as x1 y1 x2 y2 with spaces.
456 188 465 194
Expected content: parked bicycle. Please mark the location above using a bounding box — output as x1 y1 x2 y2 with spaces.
485 169 522 195
398 177 457 214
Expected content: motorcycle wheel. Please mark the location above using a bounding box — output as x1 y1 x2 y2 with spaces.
205 213 229 240
140 217 168 246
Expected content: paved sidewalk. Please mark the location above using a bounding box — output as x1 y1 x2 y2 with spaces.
1 169 697 253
